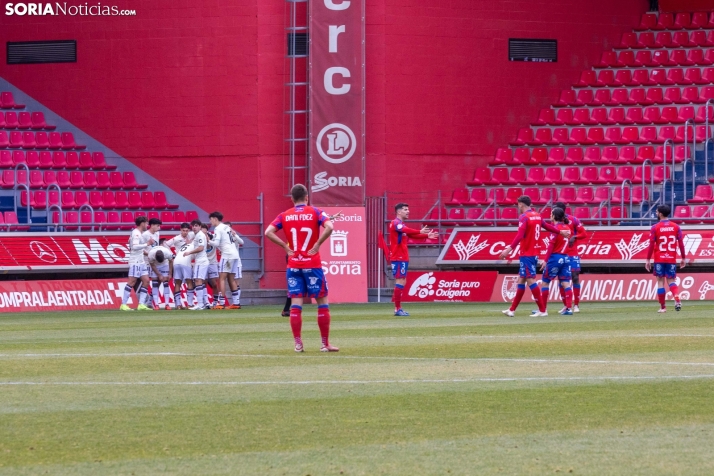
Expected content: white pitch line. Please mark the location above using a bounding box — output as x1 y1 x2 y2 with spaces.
2 353 714 368
1 375 714 386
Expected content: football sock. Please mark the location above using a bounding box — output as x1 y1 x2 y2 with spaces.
510 284 526 311
290 305 303 343
186 289 194 307
137 286 148 305
560 282 567 307
122 284 132 305
530 283 545 312
657 288 666 309
540 283 550 312
564 287 573 309
317 305 331 347
174 291 182 308
218 294 225 306
573 283 581 305
151 281 160 305
232 288 240 305
669 282 680 301
195 285 205 306
394 284 404 310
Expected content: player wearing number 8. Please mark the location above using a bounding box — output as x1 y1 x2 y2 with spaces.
265 184 339 353
645 205 686 313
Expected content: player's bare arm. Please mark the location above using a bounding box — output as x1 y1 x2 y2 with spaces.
265 224 294 256
308 219 333 256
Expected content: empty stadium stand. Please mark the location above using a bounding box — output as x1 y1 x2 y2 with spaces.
431 11 714 239
0 91 199 231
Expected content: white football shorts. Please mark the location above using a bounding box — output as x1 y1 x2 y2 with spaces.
207 264 219 279
128 264 149 278
218 258 239 275
193 265 209 281
149 263 170 279
173 264 193 281
234 266 242 280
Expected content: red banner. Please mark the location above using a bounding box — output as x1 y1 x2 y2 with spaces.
321 207 367 303
491 273 714 303
309 0 365 206
0 232 129 271
437 226 714 266
0 279 127 312
403 271 497 302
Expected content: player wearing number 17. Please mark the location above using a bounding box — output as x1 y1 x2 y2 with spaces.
645 205 686 313
498 196 570 317
265 184 339 353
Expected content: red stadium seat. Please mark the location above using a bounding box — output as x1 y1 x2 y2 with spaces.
12 151 26 167
609 107 628 124
574 71 597 87
160 211 176 229
488 188 506 205
69 171 84 189
551 128 573 145
557 187 577 204
185 211 199 223
511 128 534 145
123 172 147 189
576 90 595 106
632 186 650 203
591 108 612 125
670 49 692 67
626 107 645 124
66 151 80 169
115 191 130 209
92 152 116 170
476 208 497 227
533 108 558 125
61 191 77 209
96 172 111 189
599 146 618 164
690 185 714 203
555 90 583 107
109 172 124 189
89 191 103 209
444 208 465 226
635 13 657 31
0 92 24 109
649 69 670 86
9 131 23 148
642 106 662 123
491 148 511 165
610 88 633 106
470 188 489 205
652 50 673 67
544 167 563 184
523 187 541 204
616 32 641 50
102 191 117 209
574 108 596 125
16 111 31 128
561 166 582 184
638 32 655 49
674 12 691 30
38 151 53 169
75 191 89 208
447 188 470 205
587 127 607 144
579 166 599 184
30 112 55 130
593 187 611 204
674 125 695 143
48 132 63 149
674 205 692 221
573 187 595 204
78 152 93 170
53 171 69 189
128 191 143 209
502 187 523 205
498 208 519 226
692 205 711 221
105 211 121 231
616 166 635 183
61 132 86 150
468 168 490 187
667 68 688 85
43 171 57 188
120 211 135 230
0 150 11 168
543 147 565 165
631 88 653 105
555 109 574 125
25 151 40 168
595 166 618 184
657 12 674 30
616 146 637 164
619 50 636 67
659 106 680 124
635 50 654 67
29 170 44 188
672 31 692 48
691 11 709 29
82 171 98 188
691 31 709 47
524 167 546 185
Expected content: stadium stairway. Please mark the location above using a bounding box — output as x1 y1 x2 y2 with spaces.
0 77 205 231
429 11 714 244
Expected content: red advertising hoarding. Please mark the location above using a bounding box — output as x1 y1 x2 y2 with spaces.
321 207 367 303
403 271 498 302
308 0 365 206
0 278 127 312
437 226 714 266
0 232 129 271
491 273 714 303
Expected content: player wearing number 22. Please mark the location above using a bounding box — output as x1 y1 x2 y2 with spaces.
265 184 339 353
499 196 570 317
645 205 686 313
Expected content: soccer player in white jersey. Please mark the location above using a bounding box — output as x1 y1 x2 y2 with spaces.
120 216 153 311
164 222 195 250
200 222 220 307
147 244 175 309
184 220 212 310
208 211 241 310
172 239 195 310
142 217 162 308
225 221 244 308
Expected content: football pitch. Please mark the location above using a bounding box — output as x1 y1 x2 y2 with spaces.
1 302 714 475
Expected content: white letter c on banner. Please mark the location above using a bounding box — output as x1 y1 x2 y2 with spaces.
324 0 350 11
324 67 351 95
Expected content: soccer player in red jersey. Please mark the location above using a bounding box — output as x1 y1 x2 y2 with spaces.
388 203 438 316
265 184 339 352
498 196 570 317
645 205 686 313
553 201 587 314
538 208 574 317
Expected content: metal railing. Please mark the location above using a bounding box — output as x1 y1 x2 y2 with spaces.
705 99 713 181
684 118 696 194
639 159 655 225
619 179 633 221
12 163 30 222
662 138 675 211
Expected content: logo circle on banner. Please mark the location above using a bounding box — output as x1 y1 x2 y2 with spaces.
29 241 58 263
316 123 357 164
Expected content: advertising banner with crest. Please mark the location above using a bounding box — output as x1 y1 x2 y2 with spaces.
492 273 714 303
319 207 367 303
308 0 365 206
437 226 714 266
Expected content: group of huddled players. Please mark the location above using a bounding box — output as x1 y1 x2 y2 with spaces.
120 211 243 311
497 196 685 316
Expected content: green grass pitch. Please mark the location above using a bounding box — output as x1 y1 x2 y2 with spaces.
1 301 714 475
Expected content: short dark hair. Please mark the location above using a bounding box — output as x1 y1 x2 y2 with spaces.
657 204 671 218
554 201 567 210
155 250 165 263
180 222 190 230
224 221 231 226
200 223 208 230
190 219 201 227
291 184 308 203
395 203 409 213
159 237 167 245
209 211 223 221
148 217 162 226
517 195 532 207
134 216 148 226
